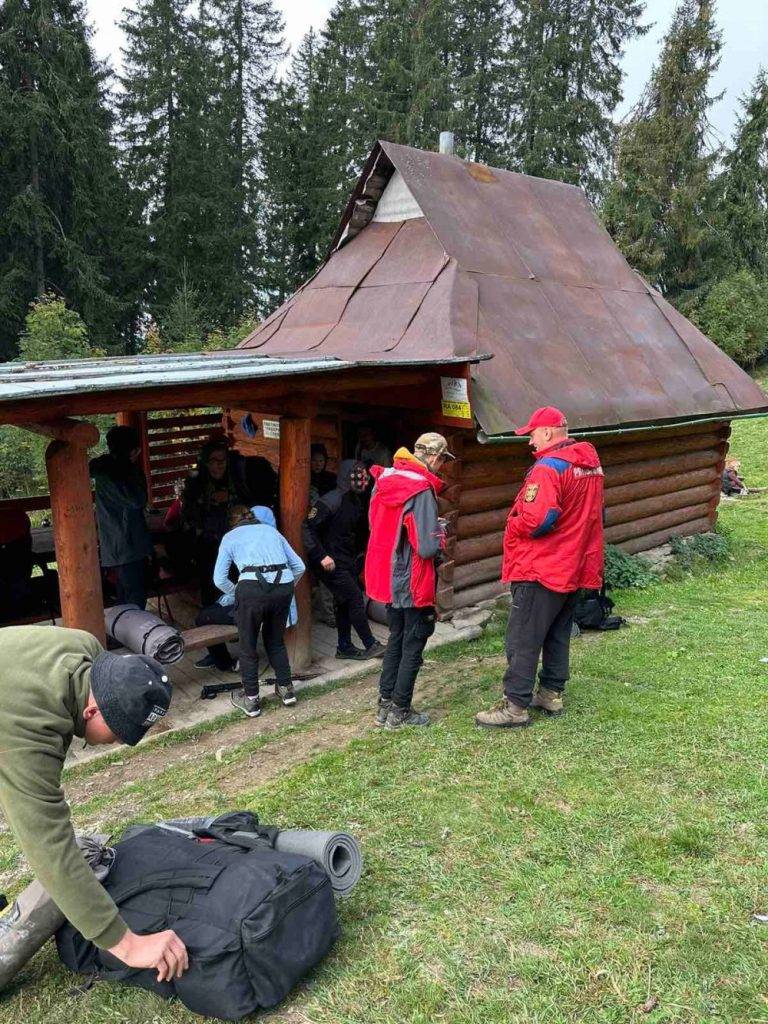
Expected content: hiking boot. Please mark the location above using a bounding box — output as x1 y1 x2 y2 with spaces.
531 686 564 716
195 653 216 669
361 641 386 659
475 698 531 729
336 646 366 660
375 698 392 727
385 705 430 730
275 681 297 706
230 688 261 718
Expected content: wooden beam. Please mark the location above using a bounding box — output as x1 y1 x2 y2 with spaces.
279 416 313 672
45 437 105 644
22 417 99 447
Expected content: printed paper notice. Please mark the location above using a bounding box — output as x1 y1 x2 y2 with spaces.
262 419 280 439
440 377 471 420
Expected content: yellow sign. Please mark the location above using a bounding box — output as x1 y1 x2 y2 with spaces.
440 377 472 420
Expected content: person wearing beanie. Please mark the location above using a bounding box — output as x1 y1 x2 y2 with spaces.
0 625 186 982
364 433 450 729
89 425 153 609
310 444 336 500
475 407 604 729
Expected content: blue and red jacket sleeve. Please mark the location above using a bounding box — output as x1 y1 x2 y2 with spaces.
506 463 563 541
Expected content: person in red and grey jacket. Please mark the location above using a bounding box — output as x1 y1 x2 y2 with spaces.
365 433 450 730
476 407 604 730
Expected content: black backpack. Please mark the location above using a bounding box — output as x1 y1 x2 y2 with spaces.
56 815 339 1020
573 585 626 631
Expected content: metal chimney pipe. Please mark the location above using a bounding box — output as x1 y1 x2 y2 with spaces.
439 131 455 156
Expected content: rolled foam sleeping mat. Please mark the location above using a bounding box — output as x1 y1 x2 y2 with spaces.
105 604 184 664
273 830 362 898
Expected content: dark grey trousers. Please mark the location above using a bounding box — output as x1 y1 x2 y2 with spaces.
502 582 578 708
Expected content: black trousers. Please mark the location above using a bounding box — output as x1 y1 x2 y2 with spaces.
115 559 147 610
378 605 436 708
195 601 236 669
320 567 375 651
502 581 578 708
235 580 294 696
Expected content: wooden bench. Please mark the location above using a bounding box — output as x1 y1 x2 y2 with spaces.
181 624 239 651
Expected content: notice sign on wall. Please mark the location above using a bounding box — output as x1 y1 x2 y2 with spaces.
440 377 472 420
262 419 281 439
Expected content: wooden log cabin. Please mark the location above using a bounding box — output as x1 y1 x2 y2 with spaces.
237 139 768 616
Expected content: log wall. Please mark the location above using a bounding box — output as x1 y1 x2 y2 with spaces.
445 421 729 614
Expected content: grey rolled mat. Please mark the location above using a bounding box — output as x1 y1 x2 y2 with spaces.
105 603 184 664
0 835 113 991
274 830 362 898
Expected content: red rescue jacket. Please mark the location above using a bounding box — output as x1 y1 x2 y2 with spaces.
365 449 445 608
502 439 604 593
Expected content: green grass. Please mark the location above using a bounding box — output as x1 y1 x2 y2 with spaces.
2 410 768 1023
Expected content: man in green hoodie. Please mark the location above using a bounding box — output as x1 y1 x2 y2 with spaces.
0 626 188 982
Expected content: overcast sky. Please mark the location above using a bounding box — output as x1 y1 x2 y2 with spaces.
89 0 766 147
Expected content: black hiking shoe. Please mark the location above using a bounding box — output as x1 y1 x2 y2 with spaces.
230 689 261 718
336 646 366 660
275 681 297 706
385 705 430 730
195 654 216 669
361 641 386 659
375 698 392 727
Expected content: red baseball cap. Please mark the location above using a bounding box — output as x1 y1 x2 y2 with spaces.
514 406 567 436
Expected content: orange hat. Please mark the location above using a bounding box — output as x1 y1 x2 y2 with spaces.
514 406 567 436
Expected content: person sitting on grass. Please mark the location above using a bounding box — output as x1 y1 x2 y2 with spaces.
0 625 186 982
213 505 305 718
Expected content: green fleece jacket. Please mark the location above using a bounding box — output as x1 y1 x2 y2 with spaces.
0 626 127 949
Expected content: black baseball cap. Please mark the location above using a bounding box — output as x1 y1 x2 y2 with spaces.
90 652 173 746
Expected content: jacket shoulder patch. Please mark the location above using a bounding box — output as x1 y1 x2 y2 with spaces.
573 466 604 478
524 483 539 503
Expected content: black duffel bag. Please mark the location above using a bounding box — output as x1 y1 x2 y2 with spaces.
56 816 339 1020
573 585 626 631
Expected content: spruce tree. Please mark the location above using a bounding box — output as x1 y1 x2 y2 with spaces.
0 0 142 358
717 70 768 278
603 0 722 302
505 0 647 196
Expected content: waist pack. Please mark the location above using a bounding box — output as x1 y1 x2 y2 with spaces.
573 586 626 631
56 815 339 1020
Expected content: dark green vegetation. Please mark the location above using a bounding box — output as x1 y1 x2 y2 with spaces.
1 401 767 1023
1 0 767 364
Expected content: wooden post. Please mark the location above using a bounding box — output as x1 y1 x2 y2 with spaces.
45 431 105 644
116 410 153 506
279 416 312 671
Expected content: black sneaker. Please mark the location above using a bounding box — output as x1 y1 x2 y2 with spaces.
335 646 365 660
362 641 386 659
230 689 261 718
195 654 216 669
375 698 392 727
275 681 297 706
385 705 430 730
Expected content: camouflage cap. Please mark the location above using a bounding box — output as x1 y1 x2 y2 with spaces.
414 432 455 460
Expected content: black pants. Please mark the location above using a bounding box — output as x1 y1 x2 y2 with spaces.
235 580 294 696
115 559 147 609
195 601 236 669
502 582 578 708
378 605 436 708
320 567 375 651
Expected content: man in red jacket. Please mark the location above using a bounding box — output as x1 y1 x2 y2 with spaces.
365 433 450 730
476 407 604 729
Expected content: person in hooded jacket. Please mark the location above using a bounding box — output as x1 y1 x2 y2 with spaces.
302 460 385 661
90 426 153 609
476 407 604 730
365 433 450 730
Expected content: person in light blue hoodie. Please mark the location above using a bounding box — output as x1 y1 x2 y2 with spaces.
211 504 305 718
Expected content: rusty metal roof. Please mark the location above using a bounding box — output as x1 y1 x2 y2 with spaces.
240 140 768 433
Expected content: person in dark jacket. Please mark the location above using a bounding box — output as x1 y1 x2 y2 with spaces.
302 460 385 661
365 433 449 730
181 441 252 618
90 426 153 609
310 444 336 500
475 406 604 730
